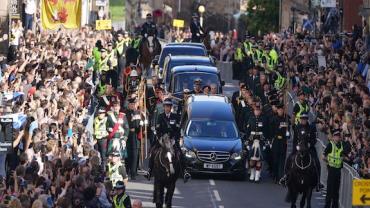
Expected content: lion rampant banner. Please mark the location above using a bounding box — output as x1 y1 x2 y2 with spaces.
41 0 82 30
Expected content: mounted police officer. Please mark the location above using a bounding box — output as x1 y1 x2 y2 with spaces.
112 181 132 208
190 13 205 43
271 103 290 183
292 90 310 126
126 98 142 180
292 113 322 190
140 13 159 53
94 107 109 164
145 98 190 182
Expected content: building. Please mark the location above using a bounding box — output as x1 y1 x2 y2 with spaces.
280 0 310 32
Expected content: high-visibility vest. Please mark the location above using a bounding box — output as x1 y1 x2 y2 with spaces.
108 162 124 186
243 41 252 54
113 194 128 208
94 117 108 139
132 38 140 50
116 40 125 56
235 48 244 62
269 49 278 65
327 141 343 168
108 51 118 67
274 72 286 90
295 102 309 124
99 56 110 72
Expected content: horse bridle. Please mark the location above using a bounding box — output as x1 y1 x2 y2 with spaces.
294 153 312 170
158 149 173 176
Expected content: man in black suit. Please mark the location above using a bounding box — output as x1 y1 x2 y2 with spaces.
244 66 260 95
190 13 205 43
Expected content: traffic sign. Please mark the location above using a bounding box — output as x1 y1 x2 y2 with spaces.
353 179 370 206
173 19 184 28
96 20 112 30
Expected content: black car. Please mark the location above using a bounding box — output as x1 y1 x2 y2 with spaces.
158 45 207 69
162 55 215 89
180 95 246 179
167 65 224 97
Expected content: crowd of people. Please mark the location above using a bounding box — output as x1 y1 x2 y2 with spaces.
230 31 370 180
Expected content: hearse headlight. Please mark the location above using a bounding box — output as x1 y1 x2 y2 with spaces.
181 147 196 158
231 152 242 160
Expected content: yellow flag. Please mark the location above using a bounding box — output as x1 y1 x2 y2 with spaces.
41 0 81 30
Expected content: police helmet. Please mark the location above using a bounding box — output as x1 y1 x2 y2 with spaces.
300 113 309 119
98 108 106 114
332 129 341 136
110 151 121 157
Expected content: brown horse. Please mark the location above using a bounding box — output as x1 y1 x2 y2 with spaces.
139 37 161 76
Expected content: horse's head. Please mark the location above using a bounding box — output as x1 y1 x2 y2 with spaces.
159 134 176 174
296 139 309 156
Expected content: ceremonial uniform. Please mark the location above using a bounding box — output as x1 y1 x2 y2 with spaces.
271 106 290 182
107 110 129 159
156 112 181 142
126 98 142 180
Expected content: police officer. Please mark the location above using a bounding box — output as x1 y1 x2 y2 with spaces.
126 98 142 180
141 13 158 38
232 42 246 80
190 78 203 95
94 108 109 164
271 103 290 183
323 129 348 208
292 90 310 125
112 181 132 208
190 13 205 43
107 101 129 160
107 152 129 187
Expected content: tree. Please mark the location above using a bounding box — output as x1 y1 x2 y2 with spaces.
246 0 279 36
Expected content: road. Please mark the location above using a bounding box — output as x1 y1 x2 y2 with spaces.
125 62 326 208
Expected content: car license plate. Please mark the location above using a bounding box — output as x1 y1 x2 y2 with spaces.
203 163 223 169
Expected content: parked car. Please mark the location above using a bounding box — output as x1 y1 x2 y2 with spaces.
167 65 224 98
162 55 215 88
180 95 246 179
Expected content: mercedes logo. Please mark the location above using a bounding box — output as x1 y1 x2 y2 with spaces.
210 153 217 162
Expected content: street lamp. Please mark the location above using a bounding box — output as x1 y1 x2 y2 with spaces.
198 5 205 27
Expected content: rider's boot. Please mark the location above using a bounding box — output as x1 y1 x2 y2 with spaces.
255 170 261 182
145 153 154 181
249 169 255 181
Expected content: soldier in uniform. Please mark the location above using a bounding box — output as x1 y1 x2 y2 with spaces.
271 103 290 183
99 83 123 112
235 84 253 131
94 107 109 164
244 101 269 182
106 152 128 187
244 66 260 96
190 78 203 95
231 81 246 111
126 98 142 180
150 87 165 144
107 101 129 161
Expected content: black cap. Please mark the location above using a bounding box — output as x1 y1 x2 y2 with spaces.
183 88 190 94
300 113 309 118
107 42 113 46
146 13 152 18
100 48 107 52
163 98 173 105
110 151 121 157
192 13 198 18
240 84 248 90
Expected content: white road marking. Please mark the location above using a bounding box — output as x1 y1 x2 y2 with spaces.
218 206 225 208
208 186 217 208
213 190 221 201
209 179 216 186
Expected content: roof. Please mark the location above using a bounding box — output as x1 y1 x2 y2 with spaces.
188 95 229 104
166 42 206 48
188 99 234 121
168 55 212 62
171 65 218 74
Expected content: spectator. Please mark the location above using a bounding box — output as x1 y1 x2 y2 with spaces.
24 0 36 31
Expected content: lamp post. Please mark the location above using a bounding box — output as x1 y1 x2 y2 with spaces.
198 5 205 27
